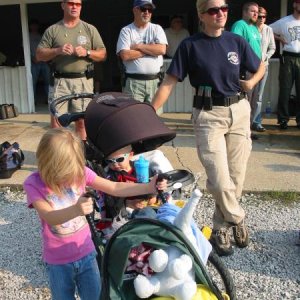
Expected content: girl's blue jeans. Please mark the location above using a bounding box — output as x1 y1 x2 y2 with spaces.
46 251 101 300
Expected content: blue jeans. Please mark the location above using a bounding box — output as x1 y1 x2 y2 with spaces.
253 65 269 125
31 62 50 99
46 251 101 300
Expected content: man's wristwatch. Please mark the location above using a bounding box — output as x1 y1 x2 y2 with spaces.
86 50 91 58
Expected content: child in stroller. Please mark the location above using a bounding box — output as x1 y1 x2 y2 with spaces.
98 144 174 232
50 92 236 300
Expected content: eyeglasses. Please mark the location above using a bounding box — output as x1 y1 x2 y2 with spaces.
105 153 130 164
203 4 229 16
139 6 153 13
64 1 82 7
258 15 266 19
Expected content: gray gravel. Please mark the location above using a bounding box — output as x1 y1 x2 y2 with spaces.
0 187 299 300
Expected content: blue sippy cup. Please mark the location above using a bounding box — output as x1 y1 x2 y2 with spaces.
134 155 150 183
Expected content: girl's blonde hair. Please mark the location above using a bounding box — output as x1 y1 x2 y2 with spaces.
36 128 86 195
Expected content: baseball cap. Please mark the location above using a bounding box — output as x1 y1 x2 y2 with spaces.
133 0 156 9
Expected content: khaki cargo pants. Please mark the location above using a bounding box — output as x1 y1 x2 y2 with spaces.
49 77 94 114
192 98 252 230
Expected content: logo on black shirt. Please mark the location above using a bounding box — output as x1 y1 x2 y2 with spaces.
227 52 239 65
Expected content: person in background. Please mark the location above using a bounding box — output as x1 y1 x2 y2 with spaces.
151 0 265 256
23 127 167 300
0 51 7 65
164 15 190 58
231 2 262 139
251 7 276 132
29 19 50 104
116 0 167 105
269 0 300 130
93 62 104 94
36 0 106 140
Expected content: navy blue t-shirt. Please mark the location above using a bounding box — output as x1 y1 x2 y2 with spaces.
167 31 261 97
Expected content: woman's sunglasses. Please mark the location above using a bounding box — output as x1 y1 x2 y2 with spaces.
258 15 266 19
65 1 82 7
203 4 229 16
105 153 130 164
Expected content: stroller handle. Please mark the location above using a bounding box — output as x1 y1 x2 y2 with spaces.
49 93 94 127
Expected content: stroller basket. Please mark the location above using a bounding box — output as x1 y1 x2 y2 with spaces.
85 92 176 158
101 218 223 300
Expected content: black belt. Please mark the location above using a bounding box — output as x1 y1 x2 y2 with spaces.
125 73 160 80
283 51 300 58
54 72 86 79
193 93 246 110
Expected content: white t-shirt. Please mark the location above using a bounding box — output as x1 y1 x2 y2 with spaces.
269 14 300 53
116 22 168 74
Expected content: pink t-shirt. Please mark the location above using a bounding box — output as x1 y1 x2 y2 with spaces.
24 167 97 264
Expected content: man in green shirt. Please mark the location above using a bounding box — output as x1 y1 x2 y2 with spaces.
231 2 263 137
36 0 106 140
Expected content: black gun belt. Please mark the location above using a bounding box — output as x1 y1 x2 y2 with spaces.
125 73 160 80
54 72 86 79
282 51 300 58
193 93 247 109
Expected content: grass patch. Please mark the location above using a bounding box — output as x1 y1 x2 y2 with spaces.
259 191 300 204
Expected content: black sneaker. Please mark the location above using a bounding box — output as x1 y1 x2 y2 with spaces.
251 123 266 132
250 133 259 140
232 219 249 248
279 121 288 130
210 228 234 256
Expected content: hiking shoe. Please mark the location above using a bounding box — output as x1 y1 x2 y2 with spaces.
232 219 249 248
210 228 234 256
279 120 288 130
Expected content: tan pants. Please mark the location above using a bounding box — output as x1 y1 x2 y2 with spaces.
192 98 252 230
49 77 94 114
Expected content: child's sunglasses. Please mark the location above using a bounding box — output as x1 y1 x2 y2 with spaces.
105 153 129 164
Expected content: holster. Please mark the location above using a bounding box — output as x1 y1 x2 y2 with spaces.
85 63 94 79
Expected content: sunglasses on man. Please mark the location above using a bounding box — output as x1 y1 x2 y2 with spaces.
258 15 266 19
64 1 82 7
203 4 229 16
139 6 153 13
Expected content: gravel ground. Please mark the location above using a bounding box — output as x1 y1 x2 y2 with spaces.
0 187 299 300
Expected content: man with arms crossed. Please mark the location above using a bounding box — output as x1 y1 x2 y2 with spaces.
116 0 167 109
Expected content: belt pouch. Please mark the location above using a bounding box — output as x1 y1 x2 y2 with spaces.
203 86 213 110
85 64 94 79
193 95 203 109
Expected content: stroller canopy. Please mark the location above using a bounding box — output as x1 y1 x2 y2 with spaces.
85 92 176 158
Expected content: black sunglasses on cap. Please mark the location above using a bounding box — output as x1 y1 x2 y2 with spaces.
203 4 229 16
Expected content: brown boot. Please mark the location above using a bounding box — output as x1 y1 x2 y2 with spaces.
232 219 249 248
210 228 234 256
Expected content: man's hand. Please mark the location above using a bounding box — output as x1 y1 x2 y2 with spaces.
58 43 74 56
130 43 143 51
74 45 88 57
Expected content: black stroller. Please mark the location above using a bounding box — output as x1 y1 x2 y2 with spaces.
50 92 236 300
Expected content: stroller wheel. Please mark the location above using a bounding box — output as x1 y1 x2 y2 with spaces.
207 251 237 300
